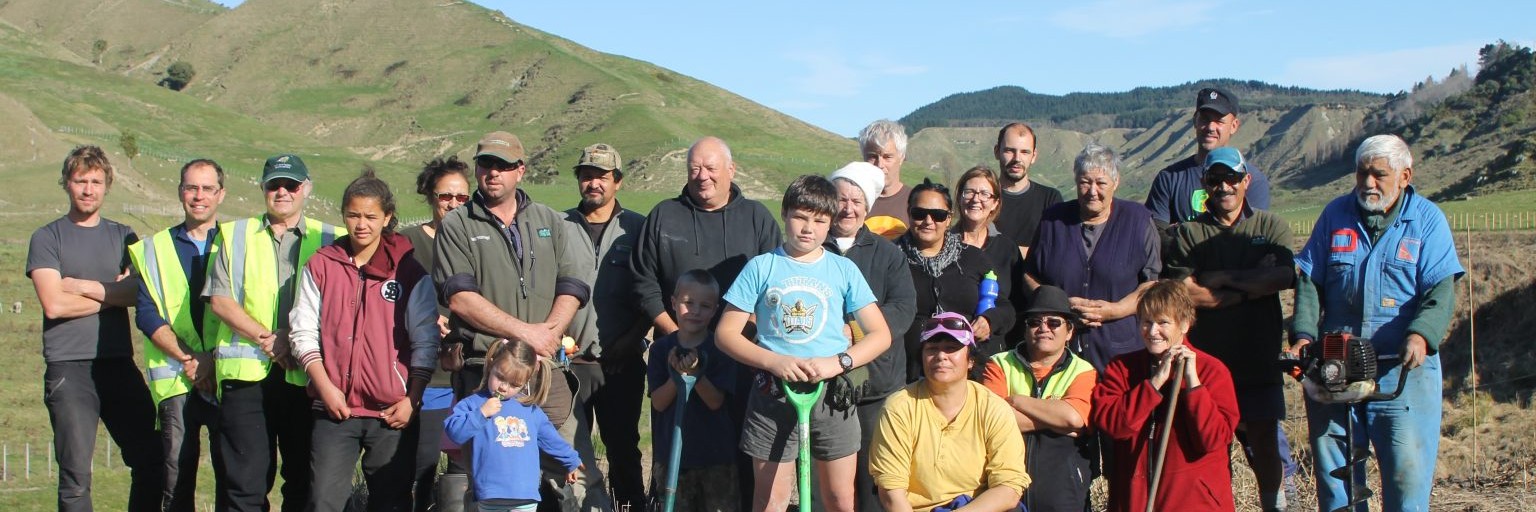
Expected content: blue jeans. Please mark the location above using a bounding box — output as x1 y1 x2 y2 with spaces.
1305 354 1441 512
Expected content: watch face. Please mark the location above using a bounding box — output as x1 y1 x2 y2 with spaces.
839 353 853 369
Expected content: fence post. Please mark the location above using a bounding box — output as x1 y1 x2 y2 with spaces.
26 442 30 481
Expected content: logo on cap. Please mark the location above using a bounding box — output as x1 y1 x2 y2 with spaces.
1210 91 1218 100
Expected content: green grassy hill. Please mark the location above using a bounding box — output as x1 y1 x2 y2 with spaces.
137 0 856 199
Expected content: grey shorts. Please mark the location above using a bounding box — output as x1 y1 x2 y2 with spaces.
739 374 860 463
1234 384 1286 423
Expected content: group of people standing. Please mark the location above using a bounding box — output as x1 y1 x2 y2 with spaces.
27 86 1458 512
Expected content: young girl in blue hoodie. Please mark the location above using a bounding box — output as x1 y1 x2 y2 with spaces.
444 340 582 511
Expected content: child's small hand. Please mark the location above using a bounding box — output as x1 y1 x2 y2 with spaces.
566 464 585 484
766 354 814 382
669 347 701 376
480 395 502 418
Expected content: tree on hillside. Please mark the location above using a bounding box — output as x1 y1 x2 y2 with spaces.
160 61 196 91
91 39 107 65
120 132 139 161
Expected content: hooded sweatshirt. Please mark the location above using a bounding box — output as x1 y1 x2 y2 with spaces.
291 232 439 417
631 183 781 324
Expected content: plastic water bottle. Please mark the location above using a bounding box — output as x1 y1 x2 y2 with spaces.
976 270 999 316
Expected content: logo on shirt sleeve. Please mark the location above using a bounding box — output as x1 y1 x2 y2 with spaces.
1330 229 1358 253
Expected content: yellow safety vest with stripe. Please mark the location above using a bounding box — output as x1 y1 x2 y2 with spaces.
208 217 341 388
988 348 1095 400
126 228 220 406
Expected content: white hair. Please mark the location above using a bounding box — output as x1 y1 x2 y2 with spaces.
1073 143 1120 181
858 119 908 157
1355 134 1412 172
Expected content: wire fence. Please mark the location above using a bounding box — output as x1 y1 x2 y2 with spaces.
1289 210 1536 236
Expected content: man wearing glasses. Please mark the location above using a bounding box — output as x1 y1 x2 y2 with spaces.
434 131 592 509
129 159 229 511
205 154 343 511
1164 147 1295 512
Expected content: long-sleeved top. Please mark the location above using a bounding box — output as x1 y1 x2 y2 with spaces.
1091 345 1239 512
1292 187 1462 354
291 233 438 417
630 184 780 326
899 239 1015 381
445 390 582 503
824 226 917 402
134 223 217 341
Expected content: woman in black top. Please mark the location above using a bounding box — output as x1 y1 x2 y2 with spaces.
895 179 1014 381
951 166 1026 349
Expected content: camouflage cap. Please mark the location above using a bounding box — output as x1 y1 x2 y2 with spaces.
474 131 526 164
574 143 621 172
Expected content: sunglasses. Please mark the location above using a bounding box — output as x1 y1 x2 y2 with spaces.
476 157 525 172
1202 168 1244 188
435 193 471 204
909 207 951 223
923 316 971 332
263 179 303 193
1025 317 1069 330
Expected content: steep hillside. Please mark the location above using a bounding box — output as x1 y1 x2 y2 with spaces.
0 21 410 235
0 0 224 71
143 0 855 197
1406 42 1536 200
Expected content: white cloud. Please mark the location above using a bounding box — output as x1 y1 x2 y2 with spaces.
1050 0 1219 39
781 51 929 98
1278 42 1483 93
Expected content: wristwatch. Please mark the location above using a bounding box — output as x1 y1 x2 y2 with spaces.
837 352 854 374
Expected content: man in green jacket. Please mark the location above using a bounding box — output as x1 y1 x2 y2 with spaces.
434 131 593 508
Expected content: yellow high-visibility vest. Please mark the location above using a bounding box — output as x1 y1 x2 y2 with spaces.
208 217 341 388
127 228 220 406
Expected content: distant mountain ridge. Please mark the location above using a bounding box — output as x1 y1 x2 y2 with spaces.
900 79 1389 134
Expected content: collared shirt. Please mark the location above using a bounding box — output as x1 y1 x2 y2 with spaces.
135 223 220 338
203 216 308 331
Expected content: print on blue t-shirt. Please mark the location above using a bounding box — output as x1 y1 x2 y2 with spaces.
723 247 876 358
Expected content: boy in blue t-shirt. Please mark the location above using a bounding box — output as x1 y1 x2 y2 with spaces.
716 175 893 511
648 269 739 511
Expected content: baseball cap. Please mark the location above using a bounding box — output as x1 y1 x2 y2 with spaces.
573 143 621 172
1022 285 1077 321
1203 147 1247 176
475 131 526 164
261 154 309 183
1196 87 1239 117
920 312 975 346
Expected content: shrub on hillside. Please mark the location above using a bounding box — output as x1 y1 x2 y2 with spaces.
160 61 195 91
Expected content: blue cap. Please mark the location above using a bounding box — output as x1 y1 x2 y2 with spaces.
1203 147 1246 175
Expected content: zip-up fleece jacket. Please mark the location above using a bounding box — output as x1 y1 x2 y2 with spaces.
824 226 917 402
631 183 781 324
293 233 437 417
564 204 648 360
435 189 593 355
1091 345 1240 512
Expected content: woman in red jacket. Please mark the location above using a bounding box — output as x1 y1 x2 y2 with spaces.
290 170 441 511
1090 279 1239 511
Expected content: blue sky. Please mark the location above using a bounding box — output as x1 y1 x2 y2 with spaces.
218 0 1531 137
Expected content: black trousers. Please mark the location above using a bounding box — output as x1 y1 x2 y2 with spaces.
412 406 450 512
217 367 313 512
160 391 228 512
309 415 417 512
44 358 165 512
570 356 647 508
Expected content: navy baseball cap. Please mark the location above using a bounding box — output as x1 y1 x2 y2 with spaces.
1196 87 1239 116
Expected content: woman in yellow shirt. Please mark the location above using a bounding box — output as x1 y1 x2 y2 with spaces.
869 312 1031 512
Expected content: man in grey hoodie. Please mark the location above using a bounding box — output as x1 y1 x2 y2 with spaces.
630 136 780 509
